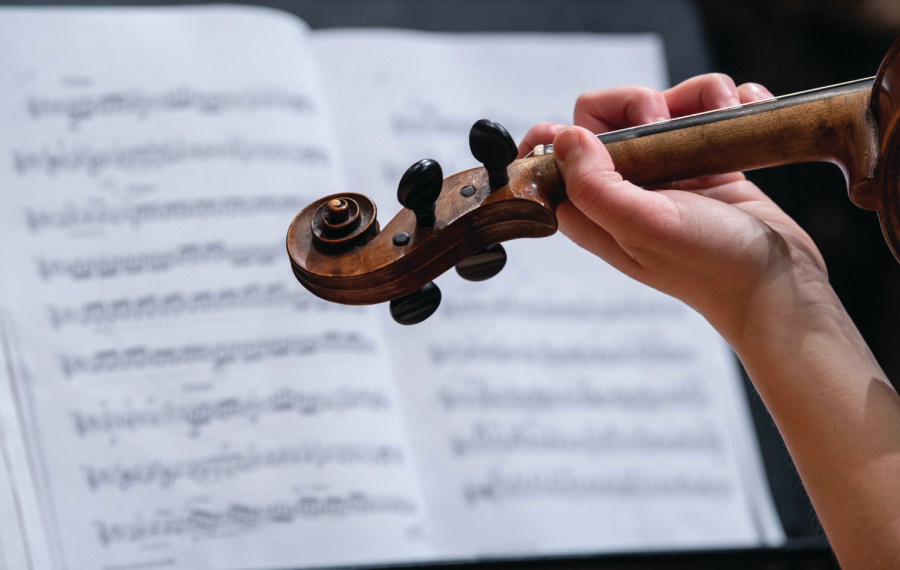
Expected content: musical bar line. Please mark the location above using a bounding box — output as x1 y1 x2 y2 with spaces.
12 137 329 177
47 281 362 329
37 241 282 281
450 422 722 457
28 87 315 130
438 380 708 412
94 492 417 546
26 195 310 233
60 332 375 377
83 443 405 491
463 470 731 505
71 387 391 438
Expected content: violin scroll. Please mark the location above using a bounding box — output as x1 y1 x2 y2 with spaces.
308 193 378 255
286 119 565 325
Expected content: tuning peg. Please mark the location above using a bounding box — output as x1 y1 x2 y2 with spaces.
456 244 507 281
469 119 517 189
389 282 442 325
398 159 443 227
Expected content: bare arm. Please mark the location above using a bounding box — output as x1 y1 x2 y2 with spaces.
520 75 900 569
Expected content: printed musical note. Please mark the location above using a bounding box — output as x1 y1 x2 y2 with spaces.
441 296 686 321
428 339 696 366
0 12 438 569
82 443 405 491
11 137 329 177
449 422 722 457
390 101 563 139
37 241 282 282
70 387 392 438
437 379 707 412
28 87 315 130
46 281 361 328
59 332 376 377
94 492 418 546
462 470 732 505
26 195 310 233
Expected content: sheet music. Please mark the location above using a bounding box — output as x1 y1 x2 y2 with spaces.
0 336 32 570
313 31 785 556
0 8 431 569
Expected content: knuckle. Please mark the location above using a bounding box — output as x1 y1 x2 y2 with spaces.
708 72 737 88
566 168 621 211
631 85 662 101
574 90 600 109
574 90 605 117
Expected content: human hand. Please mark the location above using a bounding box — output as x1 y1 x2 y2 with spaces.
518 75 832 344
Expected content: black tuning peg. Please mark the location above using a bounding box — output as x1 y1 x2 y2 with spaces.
456 243 507 281
469 119 517 189
389 282 442 325
398 159 443 227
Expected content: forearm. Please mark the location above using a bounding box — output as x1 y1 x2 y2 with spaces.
724 275 900 569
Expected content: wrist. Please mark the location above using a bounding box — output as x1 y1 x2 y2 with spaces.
710 259 882 396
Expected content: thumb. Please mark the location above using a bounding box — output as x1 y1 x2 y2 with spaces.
553 127 681 257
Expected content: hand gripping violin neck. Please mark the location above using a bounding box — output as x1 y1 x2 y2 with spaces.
287 36 900 325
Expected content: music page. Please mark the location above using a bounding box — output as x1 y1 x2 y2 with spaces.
0 8 430 570
0 345 31 570
313 31 785 556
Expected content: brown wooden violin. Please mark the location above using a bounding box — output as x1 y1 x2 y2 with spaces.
287 36 900 325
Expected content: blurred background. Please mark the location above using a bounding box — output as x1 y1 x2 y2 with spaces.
700 0 900 387
5 0 897 567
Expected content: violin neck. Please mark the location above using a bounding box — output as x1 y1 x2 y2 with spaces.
534 78 881 210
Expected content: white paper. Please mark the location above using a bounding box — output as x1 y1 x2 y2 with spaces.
0 328 32 570
0 9 785 570
0 8 431 570
312 30 785 557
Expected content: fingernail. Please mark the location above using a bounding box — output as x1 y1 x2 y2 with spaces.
727 96 741 107
554 128 581 163
752 83 774 99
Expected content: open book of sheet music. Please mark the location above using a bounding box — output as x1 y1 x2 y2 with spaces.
0 6 784 570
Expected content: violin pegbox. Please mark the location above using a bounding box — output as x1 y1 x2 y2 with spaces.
469 118 518 189
286 119 564 325
386 120 514 324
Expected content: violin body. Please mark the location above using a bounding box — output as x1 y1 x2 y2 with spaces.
287 35 900 324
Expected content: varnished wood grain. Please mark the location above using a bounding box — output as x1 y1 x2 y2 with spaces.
287 157 563 305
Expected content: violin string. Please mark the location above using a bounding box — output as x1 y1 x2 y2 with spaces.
523 76 876 158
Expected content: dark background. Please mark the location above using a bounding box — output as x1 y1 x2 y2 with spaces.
5 0 897 567
699 0 900 390
699 0 899 562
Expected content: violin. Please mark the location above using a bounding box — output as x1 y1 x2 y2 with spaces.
287 35 900 325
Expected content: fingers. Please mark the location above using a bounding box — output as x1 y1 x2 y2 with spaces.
737 82 774 104
517 122 565 159
645 173 746 191
663 73 741 117
663 74 774 117
571 77 774 139
679 178 774 207
574 86 670 133
555 200 636 269
553 126 680 271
